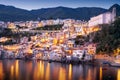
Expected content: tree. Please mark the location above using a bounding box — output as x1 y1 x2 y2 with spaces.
75 35 85 45
92 17 120 54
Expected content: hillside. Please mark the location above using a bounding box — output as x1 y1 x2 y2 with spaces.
92 17 120 54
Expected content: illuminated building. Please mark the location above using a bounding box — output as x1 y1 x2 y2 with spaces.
88 8 116 27
7 22 16 29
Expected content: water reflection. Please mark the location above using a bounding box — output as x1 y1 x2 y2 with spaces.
45 63 50 80
117 69 120 80
15 60 19 80
10 65 14 80
59 67 66 80
99 67 102 80
0 60 120 80
0 62 4 80
68 64 72 80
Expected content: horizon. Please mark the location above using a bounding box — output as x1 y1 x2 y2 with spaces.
0 0 120 10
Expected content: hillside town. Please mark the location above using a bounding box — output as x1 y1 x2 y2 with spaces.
0 8 118 63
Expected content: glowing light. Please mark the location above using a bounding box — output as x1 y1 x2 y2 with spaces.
99 67 102 80
59 67 66 80
45 63 50 80
4 45 20 51
33 61 45 80
15 60 19 79
53 38 58 45
114 60 120 63
68 64 72 80
10 65 14 80
41 39 46 42
59 39 63 43
87 69 92 80
0 37 10 42
0 62 3 80
117 69 120 80
25 48 33 54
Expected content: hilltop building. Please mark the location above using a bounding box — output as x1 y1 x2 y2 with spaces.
88 8 116 33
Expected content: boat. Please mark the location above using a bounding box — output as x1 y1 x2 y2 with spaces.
110 63 120 67
110 60 120 67
48 60 52 63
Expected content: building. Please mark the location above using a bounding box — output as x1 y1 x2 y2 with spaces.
86 43 96 54
72 47 85 59
88 8 116 27
7 22 16 29
31 21 39 28
0 21 7 28
20 37 28 44
74 21 88 35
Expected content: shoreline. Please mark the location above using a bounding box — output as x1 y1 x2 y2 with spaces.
0 58 111 66
0 55 120 67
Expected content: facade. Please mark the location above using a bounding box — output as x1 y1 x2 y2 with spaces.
7 22 16 29
20 37 28 44
88 8 116 27
0 21 7 28
86 43 96 54
89 12 112 27
74 21 88 35
72 48 85 59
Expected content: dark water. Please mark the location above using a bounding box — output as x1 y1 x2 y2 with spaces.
0 60 120 80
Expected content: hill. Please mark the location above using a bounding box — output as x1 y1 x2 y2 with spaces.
31 6 107 20
0 4 120 21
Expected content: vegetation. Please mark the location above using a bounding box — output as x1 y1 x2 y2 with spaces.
0 28 37 45
93 17 120 54
75 35 85 45
33 24 63 30
16 25 28 29
0 28 37 38
0 28 13 37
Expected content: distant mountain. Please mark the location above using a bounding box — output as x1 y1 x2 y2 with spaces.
0 4 36 21
31 7 107 20
0 4 120 21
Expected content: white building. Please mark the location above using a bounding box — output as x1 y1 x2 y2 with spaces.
31 21 39 28
14 21 26 27
89 8 116 27
73 21 88 35
49 50 62 61
0 21 7 28
72 48 86 59
20 37 28 44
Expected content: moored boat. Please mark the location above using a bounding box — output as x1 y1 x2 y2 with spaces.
110 60 120 67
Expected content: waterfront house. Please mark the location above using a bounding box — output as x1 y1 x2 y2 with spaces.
49 50 62 61
72 47 85 60
85 43 96 55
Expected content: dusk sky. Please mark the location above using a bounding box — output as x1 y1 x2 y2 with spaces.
0 0 120 10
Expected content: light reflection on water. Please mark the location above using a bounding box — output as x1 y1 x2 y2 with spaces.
117 69 120 80
99 67 102 80
0 60 120 80
68 64 72 80
0 62 4 80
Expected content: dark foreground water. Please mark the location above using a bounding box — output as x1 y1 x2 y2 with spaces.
0 60 120 80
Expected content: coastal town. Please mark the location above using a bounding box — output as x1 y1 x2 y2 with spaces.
0 7 119 65
0 0 120 80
